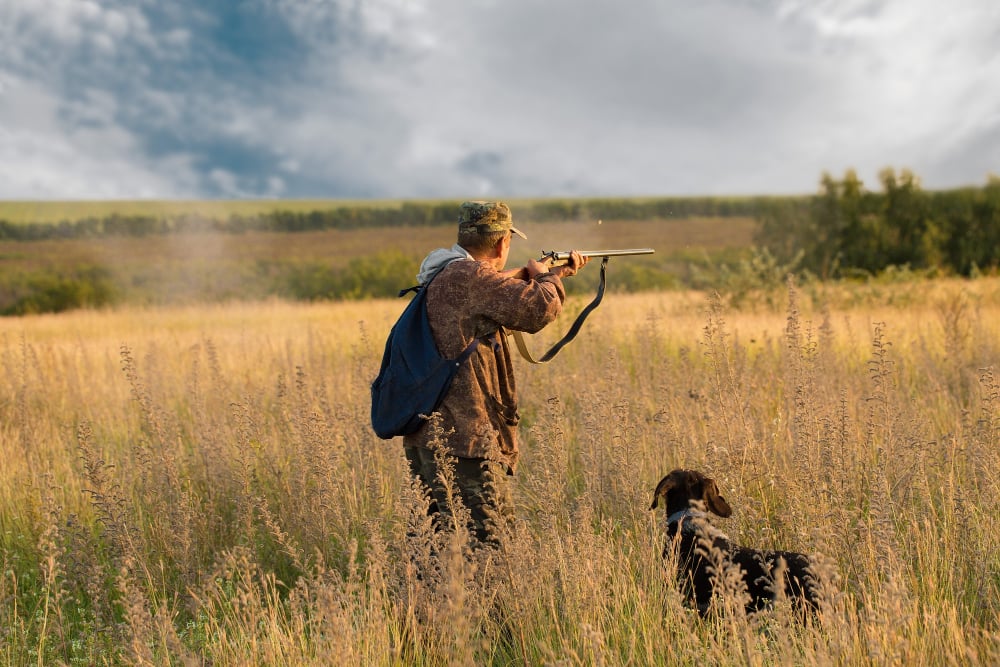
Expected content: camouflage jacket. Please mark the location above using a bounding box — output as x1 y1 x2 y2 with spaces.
402 257 566 471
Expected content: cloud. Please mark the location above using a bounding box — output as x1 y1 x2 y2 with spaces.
0 74 197 198
314 0 843 195
0 0 996 199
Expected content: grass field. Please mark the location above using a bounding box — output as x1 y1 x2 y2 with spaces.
2 273 999 664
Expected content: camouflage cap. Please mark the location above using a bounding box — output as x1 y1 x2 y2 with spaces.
458 201 527 240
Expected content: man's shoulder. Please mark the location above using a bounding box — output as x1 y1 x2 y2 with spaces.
426 259 505 318
433 258 495 285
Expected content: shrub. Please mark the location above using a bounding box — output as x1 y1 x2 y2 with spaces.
1 266 120 315
276 251 420 301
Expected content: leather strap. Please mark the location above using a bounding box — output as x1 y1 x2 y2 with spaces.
512 256 609 364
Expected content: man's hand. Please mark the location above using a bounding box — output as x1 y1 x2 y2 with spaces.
549 250 589 278
501 252 590 281
524 258 550 279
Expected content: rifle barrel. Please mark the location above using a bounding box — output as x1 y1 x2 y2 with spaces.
543 248 655 261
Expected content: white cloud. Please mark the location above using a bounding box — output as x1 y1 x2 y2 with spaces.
0 75 197 198
773 1 1000 188
0 0 154 64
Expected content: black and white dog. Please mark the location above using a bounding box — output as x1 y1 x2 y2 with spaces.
650 468 820 616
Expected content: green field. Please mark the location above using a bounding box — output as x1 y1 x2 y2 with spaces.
0 196 764 225
0 213 759 314
0 199 404 224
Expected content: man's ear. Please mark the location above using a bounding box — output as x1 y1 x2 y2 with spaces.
494 234 510 258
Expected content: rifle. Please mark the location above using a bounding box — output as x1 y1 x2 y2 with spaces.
540 248 655 263
513 247 655 364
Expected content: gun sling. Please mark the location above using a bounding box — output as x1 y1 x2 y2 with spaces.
511 256 609 364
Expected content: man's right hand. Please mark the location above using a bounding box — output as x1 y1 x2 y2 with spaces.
524 258 550 280
511 253 589 281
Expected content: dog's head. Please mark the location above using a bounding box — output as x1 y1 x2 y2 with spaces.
649 469 732 517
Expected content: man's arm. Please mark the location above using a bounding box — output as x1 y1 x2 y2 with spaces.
499 251 589 280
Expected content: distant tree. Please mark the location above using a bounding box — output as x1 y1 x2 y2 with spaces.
835 169 893 274
756 169 872 278
961 176 1000 273
877 168 940 269
814 170 863 278
754 198 813 271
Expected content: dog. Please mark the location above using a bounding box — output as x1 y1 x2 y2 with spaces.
650 468 820 616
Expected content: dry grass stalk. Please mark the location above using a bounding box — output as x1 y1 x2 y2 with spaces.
1 278 999 663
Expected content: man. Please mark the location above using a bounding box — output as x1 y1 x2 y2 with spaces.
403 200 588 547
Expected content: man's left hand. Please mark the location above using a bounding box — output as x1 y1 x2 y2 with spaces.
551 251 589 278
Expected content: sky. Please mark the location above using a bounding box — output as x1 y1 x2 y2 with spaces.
0 0 997 201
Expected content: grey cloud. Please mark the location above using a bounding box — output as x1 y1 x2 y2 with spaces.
354 0 835 195
0 0 997 199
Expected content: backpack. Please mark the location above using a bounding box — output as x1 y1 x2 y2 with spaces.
370 269 479 439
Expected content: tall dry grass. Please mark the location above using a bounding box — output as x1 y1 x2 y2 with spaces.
1 278 999 665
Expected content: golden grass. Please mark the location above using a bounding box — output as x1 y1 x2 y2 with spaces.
2 277 999 664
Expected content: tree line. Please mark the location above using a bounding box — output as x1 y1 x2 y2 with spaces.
4 171 999 315
756 170 1000 278
3 174 997 281
0 196 768 240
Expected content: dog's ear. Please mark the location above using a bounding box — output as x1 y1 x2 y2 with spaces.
650 474 677 510
703 478 732 517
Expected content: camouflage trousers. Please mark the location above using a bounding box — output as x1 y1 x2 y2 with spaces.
404 445 514 547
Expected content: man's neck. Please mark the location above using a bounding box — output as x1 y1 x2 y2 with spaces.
465 247 502 270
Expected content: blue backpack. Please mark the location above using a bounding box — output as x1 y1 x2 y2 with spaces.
370 269 479 439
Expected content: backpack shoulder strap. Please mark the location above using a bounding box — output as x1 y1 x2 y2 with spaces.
398 264 478 358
